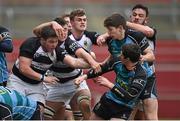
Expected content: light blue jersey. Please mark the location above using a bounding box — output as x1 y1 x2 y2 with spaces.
0 86 37 120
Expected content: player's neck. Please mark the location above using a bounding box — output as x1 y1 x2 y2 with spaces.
71 29 84 39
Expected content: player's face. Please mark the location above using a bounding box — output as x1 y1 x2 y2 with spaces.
106 26 125 40
64 17 72 31
120 54 138 71
130 8 147 25
42 37 59 52
71 15 87 32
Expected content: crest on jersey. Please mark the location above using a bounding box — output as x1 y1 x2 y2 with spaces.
83 40 88 49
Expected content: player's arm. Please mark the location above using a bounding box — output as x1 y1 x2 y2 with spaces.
96 32 109 46
126 21 155 38
111 77 146 101
0 27 13 52
74 57 115 85
141 46 155 62
75 48 101 72
33 21 64 39
19 56 59 84
63 55 90 69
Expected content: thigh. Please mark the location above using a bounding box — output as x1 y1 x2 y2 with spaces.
46 81 76 103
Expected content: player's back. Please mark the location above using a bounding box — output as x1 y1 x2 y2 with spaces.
0 86 37 120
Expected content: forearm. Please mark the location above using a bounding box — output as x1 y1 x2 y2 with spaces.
142 48 155 62
33 21 53 37
19 66 42 82
126 21 154 37
70 58 90 69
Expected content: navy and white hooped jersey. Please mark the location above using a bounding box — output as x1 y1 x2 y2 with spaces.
68 30 99 52
0 26 13 83
51 37 83 83
12 37 67 84
0 86 37 120
107 30 153 77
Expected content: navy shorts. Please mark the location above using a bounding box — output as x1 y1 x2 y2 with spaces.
140 73 158 100
93 93 132 120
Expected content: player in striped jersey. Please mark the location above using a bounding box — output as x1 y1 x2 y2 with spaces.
0 86 42 120
33 17 101 120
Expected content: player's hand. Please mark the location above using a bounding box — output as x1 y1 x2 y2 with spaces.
51 21 65 40
96 35 106 46
94 76 114 89
74 75 87 85
43 76 59 84
91 62 101 74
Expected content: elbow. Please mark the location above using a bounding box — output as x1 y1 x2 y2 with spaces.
144 29 154 38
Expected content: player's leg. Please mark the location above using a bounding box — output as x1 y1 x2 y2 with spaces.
70 81 91 120
141 73 158 120
64 105 74 120
44 101 65 120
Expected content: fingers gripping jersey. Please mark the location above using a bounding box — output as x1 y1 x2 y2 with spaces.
0 86 37 120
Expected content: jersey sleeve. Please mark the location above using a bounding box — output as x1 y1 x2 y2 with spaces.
84 30 100 45
56 46 69 62
19 37 40 59
0 26 13 52
128 30 149 52
64 37 82 54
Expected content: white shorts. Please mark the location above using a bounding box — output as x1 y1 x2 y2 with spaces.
7 74 47 105
45 80 89 103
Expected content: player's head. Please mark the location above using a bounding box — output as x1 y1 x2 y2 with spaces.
53 17 69 42
104 13 127 40
40 26 59 52
130 4 149 25
61 14 72 31
120 43 141 70
70 8 87 32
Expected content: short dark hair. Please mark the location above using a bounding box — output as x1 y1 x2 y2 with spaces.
70 8 86 21
41 26 57 40
122 43 141 63
104 13 127 29
61 13 70 19
132 4 149 17
53 17 67 26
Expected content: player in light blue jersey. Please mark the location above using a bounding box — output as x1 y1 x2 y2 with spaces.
0 86 42 120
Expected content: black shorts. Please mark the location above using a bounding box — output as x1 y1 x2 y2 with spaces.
140 73 158 100
93 93 132 120
30 103 42 120
0 102 13 120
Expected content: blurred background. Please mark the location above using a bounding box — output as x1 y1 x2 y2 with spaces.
1 0 180 119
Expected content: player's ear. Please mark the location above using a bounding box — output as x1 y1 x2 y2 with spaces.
144 17 149 24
